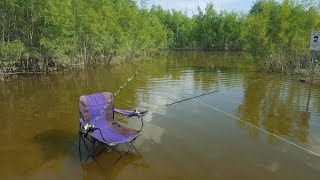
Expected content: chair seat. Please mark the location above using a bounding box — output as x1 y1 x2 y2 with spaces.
86 123 141 146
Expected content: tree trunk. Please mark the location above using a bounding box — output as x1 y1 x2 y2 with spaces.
83 42 87 68
0 69 4 82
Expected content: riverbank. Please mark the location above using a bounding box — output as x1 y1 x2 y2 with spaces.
1 50 319 85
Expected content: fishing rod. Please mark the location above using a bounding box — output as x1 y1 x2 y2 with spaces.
84 72 139 131
136 73 270 113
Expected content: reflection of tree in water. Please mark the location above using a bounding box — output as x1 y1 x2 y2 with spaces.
193 67 218 91
237 76 268 139
315 88 320 116
237 77 311 144
161 51 250 92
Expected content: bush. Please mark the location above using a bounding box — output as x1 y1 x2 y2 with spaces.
242 0 320 72
0 41 25 71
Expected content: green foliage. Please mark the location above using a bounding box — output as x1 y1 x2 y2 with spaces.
0 0 169 70
243 0 320 72
40 0 76 62
192 4 244 50
150 6 195 48
0 41 25 70
0 0 319 74
151 3 244 50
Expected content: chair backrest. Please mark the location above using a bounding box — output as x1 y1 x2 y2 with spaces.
78 92 114 126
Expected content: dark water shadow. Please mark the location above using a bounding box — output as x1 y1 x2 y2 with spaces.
32 129 79 161
81 151 149 180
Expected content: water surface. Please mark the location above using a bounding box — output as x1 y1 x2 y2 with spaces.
1 52 320 179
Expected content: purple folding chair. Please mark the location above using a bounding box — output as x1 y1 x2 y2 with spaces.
78 92 147 161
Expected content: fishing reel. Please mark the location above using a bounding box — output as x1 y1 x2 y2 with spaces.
84 123 95 131
131 110 148 117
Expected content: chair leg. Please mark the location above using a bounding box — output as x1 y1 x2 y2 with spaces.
79 133 99 162
91 143 110 158
81 135 91 153
79 134 82 163
124 143 134 152
79 133 142 162
111 145 125 156
129 142 141 155
111 142 139 157
79 133 92 162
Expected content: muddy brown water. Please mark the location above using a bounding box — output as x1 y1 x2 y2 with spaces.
0 52 320 179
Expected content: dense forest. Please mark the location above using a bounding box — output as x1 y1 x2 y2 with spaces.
0 0 320 74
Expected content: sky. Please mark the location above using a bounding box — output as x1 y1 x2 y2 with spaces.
136 0 255 15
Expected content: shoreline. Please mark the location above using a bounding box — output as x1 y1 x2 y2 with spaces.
1 51 319 84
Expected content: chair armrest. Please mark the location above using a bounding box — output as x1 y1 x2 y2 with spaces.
114 108 148 117
114 108 135 116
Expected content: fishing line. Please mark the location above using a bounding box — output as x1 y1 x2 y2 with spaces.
193 98 320 157
137 73 273 113
112 72 319 157
137 72 320 157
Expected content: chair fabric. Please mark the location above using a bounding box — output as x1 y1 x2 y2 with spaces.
78 92 140 146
